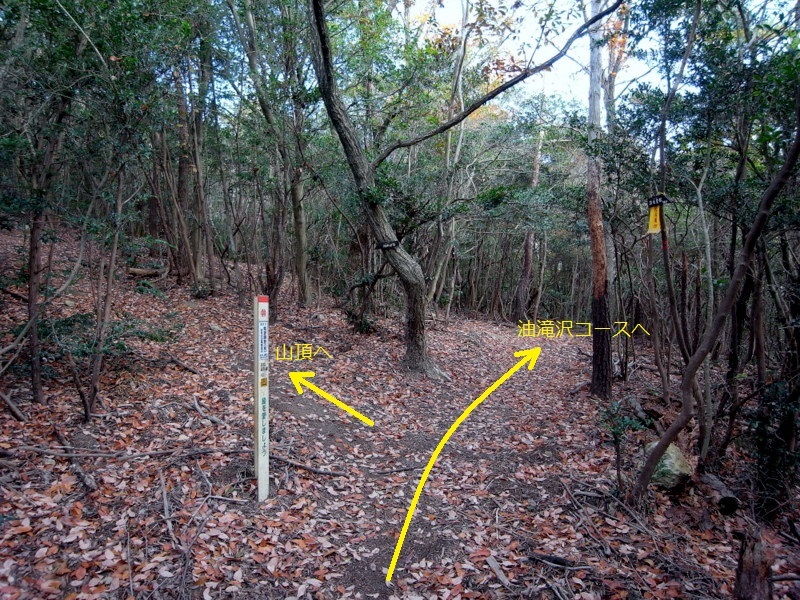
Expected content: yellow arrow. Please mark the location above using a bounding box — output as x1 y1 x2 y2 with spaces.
289 371 374 427
386 347 542 583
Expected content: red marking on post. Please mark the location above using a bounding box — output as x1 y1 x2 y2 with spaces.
257 295 269 302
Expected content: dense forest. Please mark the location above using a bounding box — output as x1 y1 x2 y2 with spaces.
1 0 800 597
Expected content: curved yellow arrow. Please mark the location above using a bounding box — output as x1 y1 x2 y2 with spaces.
289 371 374 427
386 347 542 583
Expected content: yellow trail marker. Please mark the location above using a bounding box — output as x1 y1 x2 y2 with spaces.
289 371 374 427
647 204 662 234
386 347 542 583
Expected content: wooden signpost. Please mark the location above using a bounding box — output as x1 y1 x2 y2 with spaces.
253 296 269 501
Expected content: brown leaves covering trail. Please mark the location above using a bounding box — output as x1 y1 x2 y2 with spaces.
1 233 799 599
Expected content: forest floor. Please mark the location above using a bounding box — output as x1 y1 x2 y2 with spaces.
1 230 799 600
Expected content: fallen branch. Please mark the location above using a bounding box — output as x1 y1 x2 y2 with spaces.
127 267 167 277
14 444 346 476
698 473 739 515
625 395 665 436
208 495 247 504
0 287 27 303
125 521 135 599
16 445 244 460
569 380 590 396
178 512 211 595
569 478 660 551
560 479 611 556
0 390 28 422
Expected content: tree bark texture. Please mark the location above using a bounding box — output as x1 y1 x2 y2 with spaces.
587 0 612 400
292 170 309 306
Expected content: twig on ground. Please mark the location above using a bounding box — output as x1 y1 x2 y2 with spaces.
178 513 210 598
270 453 346 477
527 552 594 571
166 353 200 374
486 554 513 587
189 398 227 426
195 459 213 494
208 495 247 504
546 580 570 600
125 520 136 599
15 445 244 460
160 470 179 547
560 479 612 556
568 476 659 549
375 464 423 475
0 287 27 303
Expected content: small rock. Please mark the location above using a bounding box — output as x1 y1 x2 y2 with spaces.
646 442 692 491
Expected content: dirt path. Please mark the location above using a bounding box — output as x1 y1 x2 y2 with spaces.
1 245 798 598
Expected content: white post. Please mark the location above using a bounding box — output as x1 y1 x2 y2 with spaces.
253 295 269 501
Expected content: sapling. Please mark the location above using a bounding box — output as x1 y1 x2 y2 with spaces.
601 400 646 494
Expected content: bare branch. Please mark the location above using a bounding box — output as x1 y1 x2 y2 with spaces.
371 0 625 167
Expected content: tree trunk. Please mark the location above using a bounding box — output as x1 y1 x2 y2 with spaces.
587 0 612 400
87 177 124 420
512 130 545 323
173 68 195 282
292 169 309 306
308 0 437 374
512 230 534 322
27 208 44 404
531 232 547 324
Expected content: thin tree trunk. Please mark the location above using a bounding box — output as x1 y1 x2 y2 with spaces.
512 230 534 322
644 237 671 402
292 170 309 305
588 0 612 399
173 68 195 282
532 232 547 324
87 177 124 420
512 129 545 322
27 208 44 404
